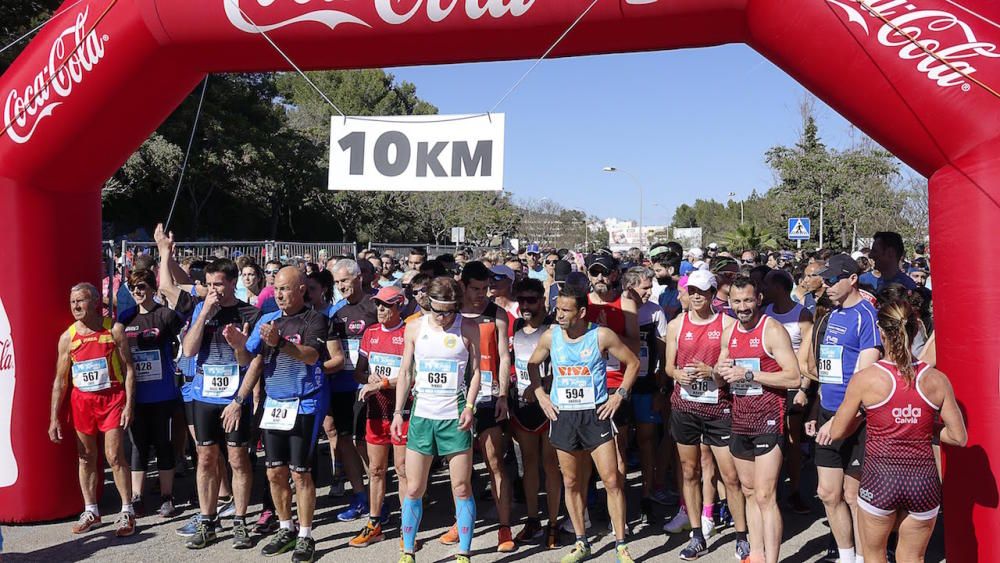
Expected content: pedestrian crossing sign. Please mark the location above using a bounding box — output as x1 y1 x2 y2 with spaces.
788 217 811 240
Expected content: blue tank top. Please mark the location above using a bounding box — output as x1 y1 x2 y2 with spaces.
549 324 608 410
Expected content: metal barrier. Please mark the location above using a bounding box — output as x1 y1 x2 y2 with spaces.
272 242 357 263
120 240 357 265
368 243 429 257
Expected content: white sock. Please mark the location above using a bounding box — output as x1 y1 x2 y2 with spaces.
857 556 865 563
85 504 100 516
280 519 293 530
298 526 312 539
121 503 134 514
839 548 856 563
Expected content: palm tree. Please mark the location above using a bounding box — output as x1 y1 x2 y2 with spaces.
720 224 780 252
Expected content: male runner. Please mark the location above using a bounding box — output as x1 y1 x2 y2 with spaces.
182 259 260 548
223 266 329 563
809 253 882 563
509 278 562 548
392 277 482 563
455 261 515 552
718 277 801 563
664 270 748 561
48 283 137 537
528 284 640 563
326 259 377 520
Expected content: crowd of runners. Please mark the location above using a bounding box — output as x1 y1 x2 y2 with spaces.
48 225 966 563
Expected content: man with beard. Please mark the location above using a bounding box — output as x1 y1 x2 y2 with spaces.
650 246 682 319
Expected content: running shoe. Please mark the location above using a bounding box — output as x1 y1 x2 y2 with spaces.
398 554 415 563
455 555 471 563
497 525 516 552
639 499 654 526
715 500 734 529
560 540 592 563
663 507 691 534
176 514 201 537
261 528 298 557
349 521 385 547
185 518 217 548
255 509 279 534
232 518 252 550
735 537 751 560
678 532 708 561
819 535 839 562
328 479 346 498
72 510 101 534
788 491 810 515
616 544 635 563
701 515 716 539
292 536 316 563
560 510 591 534
131 495 146 518
439 523 459 545
515 518 542 542
649 489 676 506
158 497 177 518
218 497 236 519
337 493 369 522
115 512 137 537
546 524 560 549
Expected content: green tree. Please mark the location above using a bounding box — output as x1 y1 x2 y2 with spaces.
719 224 780 252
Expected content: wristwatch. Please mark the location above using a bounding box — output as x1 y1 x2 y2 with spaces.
743 369 755 382
233 394 247 406
616 387 631 401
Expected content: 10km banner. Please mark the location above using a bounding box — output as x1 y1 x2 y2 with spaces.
329 114 505 192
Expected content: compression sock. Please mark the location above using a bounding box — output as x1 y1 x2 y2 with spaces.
401 497 423 554
456 496 477 554
702 504 714 518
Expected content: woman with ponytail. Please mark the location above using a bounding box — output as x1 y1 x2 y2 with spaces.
830 298 966 563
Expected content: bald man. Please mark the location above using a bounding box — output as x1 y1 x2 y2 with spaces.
223 266 331 561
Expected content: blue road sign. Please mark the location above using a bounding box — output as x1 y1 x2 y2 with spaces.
788 217 811 240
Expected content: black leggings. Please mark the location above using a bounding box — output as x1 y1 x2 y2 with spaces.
129 400 177 471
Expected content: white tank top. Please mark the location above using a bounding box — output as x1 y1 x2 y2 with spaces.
763 303 805 351
412 315 469 420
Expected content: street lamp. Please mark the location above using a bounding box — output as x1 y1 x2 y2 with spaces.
603 166 645 250
727 192 745 225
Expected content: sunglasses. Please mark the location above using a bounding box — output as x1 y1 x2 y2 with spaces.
588 268 610 278
375 300 399 309
265 269 280 275
544 259 559 265
131 283 150 292
824 273 852 286
429 305 457 317
491 274 509 282
516 295 541 304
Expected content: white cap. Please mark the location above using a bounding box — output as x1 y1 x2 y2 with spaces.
687 269 718 291
692 260 708 270
708 243 719 250
689 247 704 260
851 251 865 260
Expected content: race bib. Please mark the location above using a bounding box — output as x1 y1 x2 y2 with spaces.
260 396 299 431
819 345 844 385
72 358 111 392
554 365 595 410
414 359 459 395
132 349 163 383
369 352 402 382
638 343 650 376
731 358 764 397
202 364 239 399
680 377 720 404
515 358 532 394
343 339 360 370
477 370 494 402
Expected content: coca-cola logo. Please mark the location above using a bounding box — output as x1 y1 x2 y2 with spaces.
827 0 1000 90
224 0 536 34
3 8 108 144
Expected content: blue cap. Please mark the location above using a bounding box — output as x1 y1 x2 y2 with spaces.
525 243 540 254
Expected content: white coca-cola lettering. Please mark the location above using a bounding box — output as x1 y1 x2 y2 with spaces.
226 0 535 34
827 0 1000 89
3 8 107 145
0 296 17 489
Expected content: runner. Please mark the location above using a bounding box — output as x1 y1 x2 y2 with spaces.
181 258 261 549
718 277 801 563
222 266 330 563
456 261 515 552
621 267 671 524
326 259 377 520
392 277 482 563
118 247 192 518
509 278 562 548
349 286 411 548
792 261 825 314
403 272 431 322
407 247 428 272
709 257 740 317
48 283 137 537
829 298 965 563
809 253 882 563
762 270 814 515
526 244 547 281
527 283 640 563
859 232 917 292
663 270 748 561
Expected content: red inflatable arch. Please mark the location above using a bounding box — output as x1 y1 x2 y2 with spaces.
2 0 999 558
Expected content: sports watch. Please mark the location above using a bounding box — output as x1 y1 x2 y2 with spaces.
616 387 631 401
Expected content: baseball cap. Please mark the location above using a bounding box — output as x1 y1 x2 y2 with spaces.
373 286 406 306
709 255 739 274
525 243 540 255
689 248 704 260
490 264 516 282
586 255 617 274
648 244 669 259
850 251 865 260
554 260 572 282
707 243 719 250
687 270 718 291
818 253 861 279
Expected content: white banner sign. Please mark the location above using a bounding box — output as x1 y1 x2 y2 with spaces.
329 114 505 192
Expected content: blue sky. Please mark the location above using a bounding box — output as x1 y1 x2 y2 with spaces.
390 44 864 226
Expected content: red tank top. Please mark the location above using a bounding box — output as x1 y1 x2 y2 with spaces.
586 295 626 388
865 361 938 467
465 303 503 403
728 315 785 435
360 322 409 420
671 312 731 419
69 318 124 392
